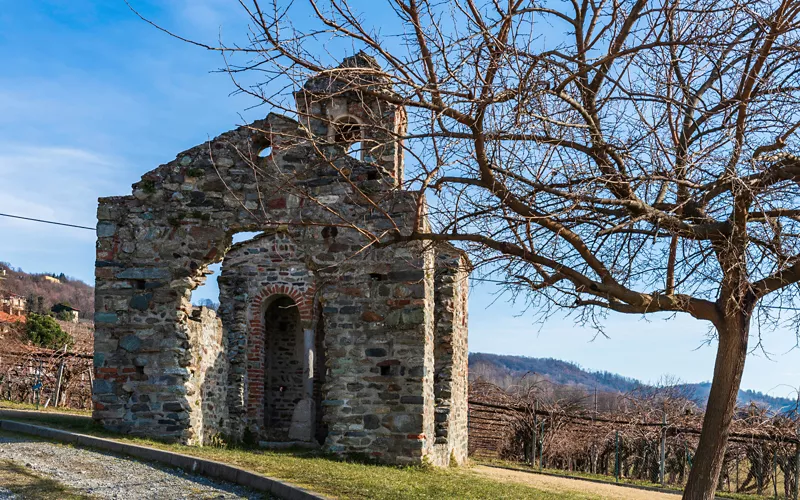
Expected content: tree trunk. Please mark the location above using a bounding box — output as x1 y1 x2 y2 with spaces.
683 314 750 500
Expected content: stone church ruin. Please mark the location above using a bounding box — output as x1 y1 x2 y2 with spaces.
93 54 469 466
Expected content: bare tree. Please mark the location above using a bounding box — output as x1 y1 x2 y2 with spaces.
133 0 800 497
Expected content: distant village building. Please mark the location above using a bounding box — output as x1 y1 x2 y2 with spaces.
0 294 26 316
0 294 26 335
51 303 80 323
43 275 61 284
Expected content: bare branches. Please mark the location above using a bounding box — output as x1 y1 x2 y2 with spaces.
129 1 800 493
133 0 800 383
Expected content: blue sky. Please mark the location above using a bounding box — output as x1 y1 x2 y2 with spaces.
1 1 798 399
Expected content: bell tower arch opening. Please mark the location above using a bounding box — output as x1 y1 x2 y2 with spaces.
294 52 407 184
332 115 364 160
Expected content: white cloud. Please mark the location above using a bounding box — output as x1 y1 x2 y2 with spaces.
0 144 127 242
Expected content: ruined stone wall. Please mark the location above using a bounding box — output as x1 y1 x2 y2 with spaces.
218 224 443 463
430 248 470 465
94 113 443 462
94 58 469 465
318 245 432 464
218 230 316 439
186 306 228 445
447 252 470 464
421 242 437 462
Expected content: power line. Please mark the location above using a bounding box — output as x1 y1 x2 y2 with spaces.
0 212 94 231
2 211 800 313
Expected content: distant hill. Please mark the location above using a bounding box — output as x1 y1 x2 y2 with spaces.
0 262 93 318
469 352 797 412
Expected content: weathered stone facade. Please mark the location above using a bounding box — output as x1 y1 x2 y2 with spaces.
93 54 469 465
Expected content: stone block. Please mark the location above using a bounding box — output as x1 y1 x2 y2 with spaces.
116 268 171 280
287 398 315 442
129 293 153 311
363 414 381 430
94 312 119 324
93 379 114 394
119 335 142 352
96 222 117 237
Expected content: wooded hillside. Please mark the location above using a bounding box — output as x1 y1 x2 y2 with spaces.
0 262 93 318
469 353 796 412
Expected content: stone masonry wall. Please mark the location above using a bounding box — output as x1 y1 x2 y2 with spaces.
93 57 468 466
93 116 437 460
218 225 445 462
186 306 228 445
318 245 432 464
431 248 470 465
218 230 316 439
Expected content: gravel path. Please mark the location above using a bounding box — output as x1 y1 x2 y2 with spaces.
473 465 679 500
0 433 265 499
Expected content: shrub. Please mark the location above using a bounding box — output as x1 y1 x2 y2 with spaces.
55 310 74 321
25 313 73 350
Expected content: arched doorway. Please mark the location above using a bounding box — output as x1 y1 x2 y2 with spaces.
264 296 303 440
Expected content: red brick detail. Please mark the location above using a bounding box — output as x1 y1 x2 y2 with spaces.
267 197 287 209
249 284 315 323
245 283 316 425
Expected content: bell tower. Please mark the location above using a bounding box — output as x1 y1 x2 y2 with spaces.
295 53 407 184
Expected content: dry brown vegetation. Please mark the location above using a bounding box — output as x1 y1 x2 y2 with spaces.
469 380 800 497
0 320 93 410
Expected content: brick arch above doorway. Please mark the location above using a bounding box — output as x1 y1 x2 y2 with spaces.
245 283 316 429
249 283 315 328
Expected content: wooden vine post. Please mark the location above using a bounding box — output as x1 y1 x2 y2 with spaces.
660 411 667 485
53 344 67 408
615 430 620 483
795 436 799 500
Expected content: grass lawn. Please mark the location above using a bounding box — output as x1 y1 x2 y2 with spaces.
0 412 600 500
0 459 92 499
0 400 92 416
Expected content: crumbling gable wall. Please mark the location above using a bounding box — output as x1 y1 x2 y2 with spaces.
94 56 469 465
95 115 437 453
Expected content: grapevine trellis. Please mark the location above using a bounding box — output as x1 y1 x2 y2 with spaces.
469 381 800 497
0 343 93 410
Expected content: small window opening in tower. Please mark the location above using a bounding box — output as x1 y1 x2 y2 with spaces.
258 146 272 158
333 117 363 160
